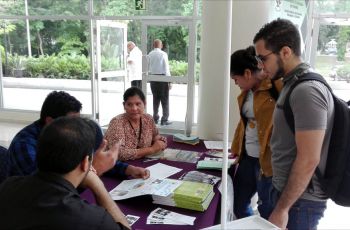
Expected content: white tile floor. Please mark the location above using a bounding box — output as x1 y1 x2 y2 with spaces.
1 121 350 229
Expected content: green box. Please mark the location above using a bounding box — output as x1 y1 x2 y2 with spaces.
135 0 146 10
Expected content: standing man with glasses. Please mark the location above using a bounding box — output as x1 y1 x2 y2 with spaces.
254 18 334 229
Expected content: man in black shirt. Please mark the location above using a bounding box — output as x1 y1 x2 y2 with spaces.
0 117 130 230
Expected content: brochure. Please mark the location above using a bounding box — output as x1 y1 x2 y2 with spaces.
147 148 202 163
109 163 183 200
180 170 221 186
196 157 235 170
147 208 196 225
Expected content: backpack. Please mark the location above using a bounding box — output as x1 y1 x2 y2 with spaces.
282 72 350 206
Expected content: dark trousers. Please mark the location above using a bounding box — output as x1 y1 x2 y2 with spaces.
270 186 326 230
233 154 273 220
150 81 169 123
131 80 142 89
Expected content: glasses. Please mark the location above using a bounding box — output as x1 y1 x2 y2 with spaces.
255 52 274 65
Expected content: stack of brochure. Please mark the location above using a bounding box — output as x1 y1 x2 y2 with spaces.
152 181 215 212
147 148 202 163
147 208 196 225
180 170 221 186
197 157 235 170
173 133 200 145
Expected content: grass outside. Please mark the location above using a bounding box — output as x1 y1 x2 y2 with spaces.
314 55 350 78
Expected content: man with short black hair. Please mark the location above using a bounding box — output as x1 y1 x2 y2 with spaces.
254 18 334 229
0 117 130 229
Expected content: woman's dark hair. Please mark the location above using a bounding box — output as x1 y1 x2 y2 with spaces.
37 117 95 174
230 46 260 76
123 87 146 104
253 18 301 56
40 91 82 125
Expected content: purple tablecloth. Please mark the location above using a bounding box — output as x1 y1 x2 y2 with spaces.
81 136 222 230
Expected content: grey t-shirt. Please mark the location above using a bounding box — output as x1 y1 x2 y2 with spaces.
242 90 260 158
271 71 334 201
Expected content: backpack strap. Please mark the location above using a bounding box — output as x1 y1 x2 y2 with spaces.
283 72 333 192
283 72 333 134
268 80 279 102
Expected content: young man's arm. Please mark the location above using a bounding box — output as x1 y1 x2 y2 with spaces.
82 171 130 229
268 129 325 228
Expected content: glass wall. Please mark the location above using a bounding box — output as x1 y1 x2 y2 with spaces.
0 19 92 113
0 0 201 131
312 1 350 101
94 0 198 17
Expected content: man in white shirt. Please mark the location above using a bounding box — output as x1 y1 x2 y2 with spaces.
127 41 142 89
148 39 172 126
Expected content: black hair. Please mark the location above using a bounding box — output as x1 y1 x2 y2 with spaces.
253 18 301 56
123 87 146 104
230 46 260 76
40 91 82 125
37 116 96 174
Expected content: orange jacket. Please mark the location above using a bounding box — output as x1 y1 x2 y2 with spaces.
231 78 283 177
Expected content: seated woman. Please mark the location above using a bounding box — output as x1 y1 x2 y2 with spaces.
104 87 167 161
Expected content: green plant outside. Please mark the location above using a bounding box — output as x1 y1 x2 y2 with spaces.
24 54 90 79
337 64 350 79
4 55 200 82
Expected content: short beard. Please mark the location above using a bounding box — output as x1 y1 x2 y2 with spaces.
271 55 285 80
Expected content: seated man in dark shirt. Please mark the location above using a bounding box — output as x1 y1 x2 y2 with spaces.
0 116 130 229
7 91 149 179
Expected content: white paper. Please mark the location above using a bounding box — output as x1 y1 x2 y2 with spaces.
151 179 183 197
147 208 196 225
109 178 153 200
110 178 182 200
147 163 182 179
125 215 140 226
204 157 235 164
204 141 231 150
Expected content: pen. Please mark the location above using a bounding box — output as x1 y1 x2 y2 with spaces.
143 158 158 163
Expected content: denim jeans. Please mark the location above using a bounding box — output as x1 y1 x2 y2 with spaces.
270 186 327 230
233 154 273 219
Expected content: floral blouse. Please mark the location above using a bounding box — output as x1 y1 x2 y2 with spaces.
104 113 166 161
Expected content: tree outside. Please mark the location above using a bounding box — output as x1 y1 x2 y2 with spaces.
0 0 200 81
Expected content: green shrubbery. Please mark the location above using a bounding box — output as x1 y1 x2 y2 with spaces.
3 55 200 82
169 60 200 82
25 54 90 79
337 64 350 82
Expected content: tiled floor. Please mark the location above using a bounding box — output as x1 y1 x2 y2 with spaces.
1 121 350 229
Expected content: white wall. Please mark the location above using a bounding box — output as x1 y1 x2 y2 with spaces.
198 0 271 140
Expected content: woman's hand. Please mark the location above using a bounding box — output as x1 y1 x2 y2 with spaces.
151 140 166 153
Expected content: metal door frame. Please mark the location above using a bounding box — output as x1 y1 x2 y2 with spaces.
141 19 196 135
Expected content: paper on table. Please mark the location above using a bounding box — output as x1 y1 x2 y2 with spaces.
151 179 183 197
204 141 232 150
147 163 182 179
109 163 182 200
109 178 153 200
110 178 182 200
147 208 196 225
125 215 140 226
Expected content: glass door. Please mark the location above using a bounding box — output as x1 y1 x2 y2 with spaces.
95 20 127 126
141 20 196 135
310 17 350 101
